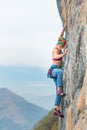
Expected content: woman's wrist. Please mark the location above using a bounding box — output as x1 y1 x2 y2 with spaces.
63 52 66 56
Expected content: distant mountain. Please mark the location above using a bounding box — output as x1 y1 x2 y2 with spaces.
0 88 48 130
33 110 58 130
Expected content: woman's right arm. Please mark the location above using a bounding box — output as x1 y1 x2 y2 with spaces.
52 48 68 59
59 24 67 37
52 49 65 59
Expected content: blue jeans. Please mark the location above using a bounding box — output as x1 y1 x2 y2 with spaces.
52 67 63 106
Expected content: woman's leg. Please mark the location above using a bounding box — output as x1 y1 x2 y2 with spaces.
54 93 64 117
55 93 61 110
53 77 61 109
52 69 64 117
53 68 64 95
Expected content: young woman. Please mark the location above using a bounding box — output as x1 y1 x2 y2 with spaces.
47 24 68 117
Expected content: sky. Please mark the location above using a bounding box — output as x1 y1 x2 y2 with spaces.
0 0 62 68
0 0 63 108
0 66 55 97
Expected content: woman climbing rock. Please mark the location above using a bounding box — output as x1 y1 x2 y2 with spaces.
47 24 68 118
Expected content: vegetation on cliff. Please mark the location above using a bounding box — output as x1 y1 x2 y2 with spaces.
33 110 58 130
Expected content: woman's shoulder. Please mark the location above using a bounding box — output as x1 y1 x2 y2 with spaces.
52 47 59 53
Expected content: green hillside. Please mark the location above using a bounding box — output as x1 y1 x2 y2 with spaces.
33 110 58 130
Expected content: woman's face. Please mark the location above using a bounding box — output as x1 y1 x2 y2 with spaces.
57 44 63 50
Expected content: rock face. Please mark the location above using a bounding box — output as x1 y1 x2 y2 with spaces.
56 0 87 130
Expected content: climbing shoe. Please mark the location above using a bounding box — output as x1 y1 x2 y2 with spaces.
54 108 64 118
58 90 65 96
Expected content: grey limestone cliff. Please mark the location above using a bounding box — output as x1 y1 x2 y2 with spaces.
56 0 87 130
